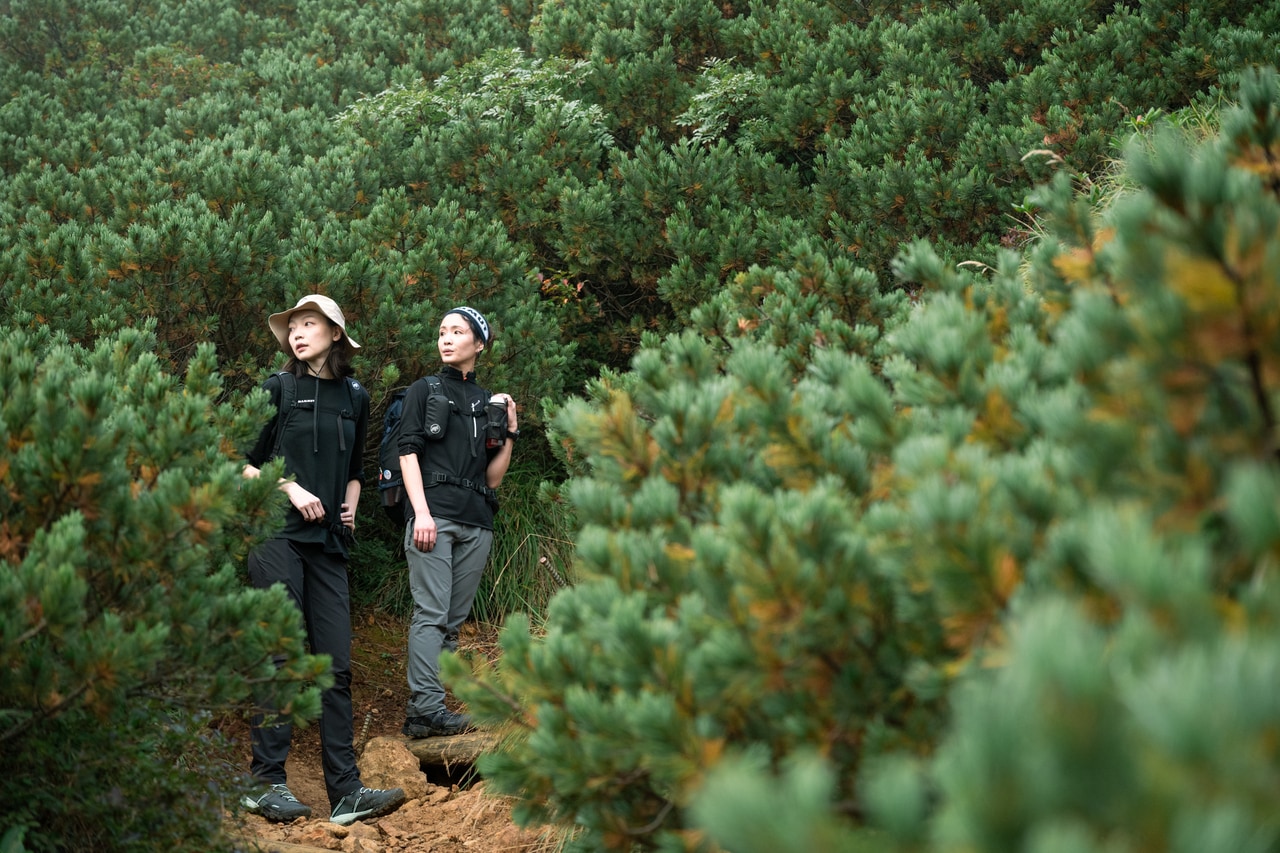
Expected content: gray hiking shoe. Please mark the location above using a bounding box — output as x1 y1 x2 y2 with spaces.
241 783 312 822
329 786 406 826
402 708 473 738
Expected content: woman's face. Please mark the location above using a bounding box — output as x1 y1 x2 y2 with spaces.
288 310 341 368
438 312 483 370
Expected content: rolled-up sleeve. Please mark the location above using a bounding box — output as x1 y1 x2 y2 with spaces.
349 386 370 483
397 378 428 458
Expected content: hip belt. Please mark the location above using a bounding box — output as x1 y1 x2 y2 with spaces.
425 470 498 502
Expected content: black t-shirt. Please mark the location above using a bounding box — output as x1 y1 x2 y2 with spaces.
245 371 370 555
397 366 499 529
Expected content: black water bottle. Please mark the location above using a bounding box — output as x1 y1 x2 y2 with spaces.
485 397 508 448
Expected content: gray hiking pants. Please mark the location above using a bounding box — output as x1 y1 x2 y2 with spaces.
404 515 493 717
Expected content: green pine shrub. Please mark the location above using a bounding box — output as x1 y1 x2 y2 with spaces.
853 65 1280 853
5 0 1276 383
447 255 940 849
447 67 1280 852
0 324 329 852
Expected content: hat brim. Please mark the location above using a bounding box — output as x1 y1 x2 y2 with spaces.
268 296 360 349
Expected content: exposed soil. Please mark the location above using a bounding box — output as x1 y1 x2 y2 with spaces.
221 612 558 853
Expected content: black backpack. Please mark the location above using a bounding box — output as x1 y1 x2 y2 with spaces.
377 375 445 525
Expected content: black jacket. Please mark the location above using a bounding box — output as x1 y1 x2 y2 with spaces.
397 366 498 529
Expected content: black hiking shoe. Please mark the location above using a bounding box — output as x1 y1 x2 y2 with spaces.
402 708 473 738
329 786 406 826
241 783 312 822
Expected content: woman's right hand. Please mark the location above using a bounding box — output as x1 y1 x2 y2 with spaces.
284 481 326 522
412 511 438 551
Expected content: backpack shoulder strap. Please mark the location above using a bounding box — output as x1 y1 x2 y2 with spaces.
343 376 364 418
270 371 297 461
403 375 445 407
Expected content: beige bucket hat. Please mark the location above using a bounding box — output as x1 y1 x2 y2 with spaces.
268 294 361 349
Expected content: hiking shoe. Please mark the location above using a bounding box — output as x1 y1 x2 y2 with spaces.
241 783 312 822
402 708 473 738
329 786 406 826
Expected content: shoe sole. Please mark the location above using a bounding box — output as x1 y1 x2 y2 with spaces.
330 793 406 826
402 723 471 738
241 796 311 823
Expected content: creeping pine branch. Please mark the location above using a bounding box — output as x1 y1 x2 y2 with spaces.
0 681 91 745
620 799 675 837
13 617 48 647
1223 255 1278 459
458 673 535 727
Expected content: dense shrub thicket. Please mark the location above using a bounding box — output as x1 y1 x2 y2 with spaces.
455 69 1280 851
5 0 1277 377
2 0 1278 850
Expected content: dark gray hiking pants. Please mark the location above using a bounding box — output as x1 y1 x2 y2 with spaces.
247 538 360 808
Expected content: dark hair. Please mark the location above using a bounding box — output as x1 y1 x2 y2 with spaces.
283 319 356 379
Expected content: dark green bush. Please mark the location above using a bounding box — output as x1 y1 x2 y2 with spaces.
447 69 1280 852
0 325 328 852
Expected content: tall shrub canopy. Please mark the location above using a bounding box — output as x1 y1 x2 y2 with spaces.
451 69 1280 852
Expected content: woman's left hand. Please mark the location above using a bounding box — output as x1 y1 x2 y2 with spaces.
496 393 518 432
340 501 355 531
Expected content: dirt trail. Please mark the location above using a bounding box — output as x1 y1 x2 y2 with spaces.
224 615 557 852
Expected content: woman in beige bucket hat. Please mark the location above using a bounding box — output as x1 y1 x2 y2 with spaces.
240 294 405 826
